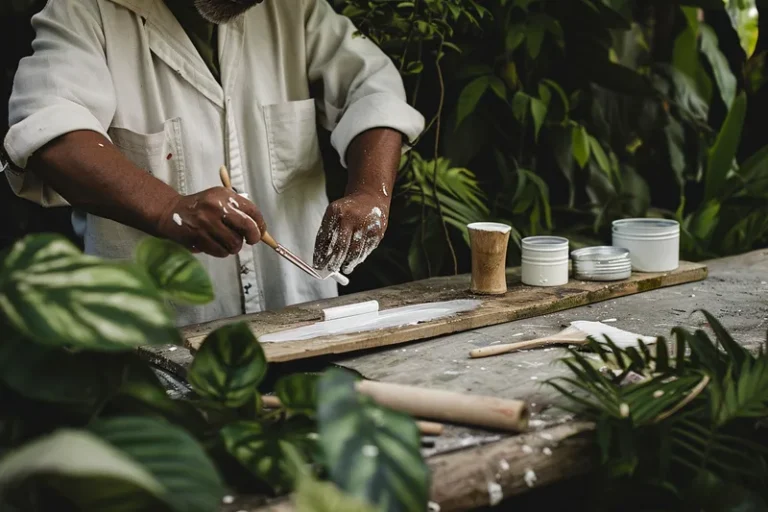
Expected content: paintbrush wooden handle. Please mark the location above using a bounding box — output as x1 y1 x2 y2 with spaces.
355 380 528 432
220 165 280 250
469 337 577 359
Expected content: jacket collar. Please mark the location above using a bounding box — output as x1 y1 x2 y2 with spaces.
105 0 245 107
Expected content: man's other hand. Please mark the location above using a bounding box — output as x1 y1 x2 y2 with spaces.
156 187 266 258
313 191 390 274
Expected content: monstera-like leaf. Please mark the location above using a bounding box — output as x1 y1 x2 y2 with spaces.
135 238 214 305
187 322 267 407
317 369 430 512
0 235 180 350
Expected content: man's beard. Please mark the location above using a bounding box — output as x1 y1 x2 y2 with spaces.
193 0 263 24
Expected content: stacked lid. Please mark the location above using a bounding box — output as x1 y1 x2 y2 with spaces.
571 246 632 282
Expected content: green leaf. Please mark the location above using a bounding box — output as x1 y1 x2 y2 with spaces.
706 91 747 201
700 25 737 110
90 417 225 512
0 336 125 408
221 417 317 493
0 429 168 511
572 126 591 169
0 234 180 351
317 369 429 512
276 374 319 414
187 322 267 408
672 7 700 82
505 29 525 54
489 76 507 101
511 91 530 123
530 98 547 141
525 23 546 59
588 136 611 176
455 76 490 128
135 238 214 305
294 475 377 512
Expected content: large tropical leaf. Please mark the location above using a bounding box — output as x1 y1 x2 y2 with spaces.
0 430 165 511
187 322 267 408
700 24 737 110
317 369 429 512
294 475 377 512
0 335 126 408
90 417 225 512
135 238 214 305
0 234 180 351
706 91 747 201
220 417 317 493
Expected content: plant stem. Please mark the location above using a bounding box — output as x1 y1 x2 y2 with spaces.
432 36 459 275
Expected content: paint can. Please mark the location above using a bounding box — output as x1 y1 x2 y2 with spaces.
612 219 679 272
521 236 569 287
571 246 631 281
468 222 512 295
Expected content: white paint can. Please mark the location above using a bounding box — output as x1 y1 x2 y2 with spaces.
612 219 679 272
521 236 569 287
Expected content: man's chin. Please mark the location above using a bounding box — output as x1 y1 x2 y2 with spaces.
193 0 263 24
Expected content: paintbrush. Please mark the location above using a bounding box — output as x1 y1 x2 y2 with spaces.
218 166 348 286
469 321 657 359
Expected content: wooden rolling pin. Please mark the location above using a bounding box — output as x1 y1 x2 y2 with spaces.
261 394 446 436
356 380 528 432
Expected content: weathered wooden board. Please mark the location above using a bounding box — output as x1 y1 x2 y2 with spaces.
184 262 707 362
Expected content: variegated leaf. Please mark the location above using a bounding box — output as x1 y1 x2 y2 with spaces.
0 234 180 351
317 369 429 512
135 238 214 305
276 373 319 414
220 417 317 493
187 322 267 407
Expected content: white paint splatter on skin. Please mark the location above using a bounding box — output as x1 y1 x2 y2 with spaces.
487 482 503 506
524 469 538 488
172 213 183 226
499 460 510 471
98 143 104 147
521 445 533 454
382 184 388 197
543 447 553 456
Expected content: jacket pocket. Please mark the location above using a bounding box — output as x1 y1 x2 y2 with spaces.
107 118 187 194
263 99 323 193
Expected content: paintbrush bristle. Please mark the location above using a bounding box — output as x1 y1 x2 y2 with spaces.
570 321 657 347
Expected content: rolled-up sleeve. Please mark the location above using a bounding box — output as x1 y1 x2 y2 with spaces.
304 0 425 168
3 0 116 206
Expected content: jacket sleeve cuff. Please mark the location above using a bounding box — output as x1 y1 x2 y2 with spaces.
4 102 110 169
330 92 425 168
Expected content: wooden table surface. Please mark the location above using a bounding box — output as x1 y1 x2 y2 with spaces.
143 250 768 511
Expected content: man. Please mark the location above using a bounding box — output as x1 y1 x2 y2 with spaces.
2 0 424 325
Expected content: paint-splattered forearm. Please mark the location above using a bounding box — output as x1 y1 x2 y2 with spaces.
313 128 402 275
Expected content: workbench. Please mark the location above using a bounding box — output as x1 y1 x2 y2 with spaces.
142 249 768 511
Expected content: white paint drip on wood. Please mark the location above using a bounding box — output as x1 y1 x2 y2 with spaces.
259 299 482 343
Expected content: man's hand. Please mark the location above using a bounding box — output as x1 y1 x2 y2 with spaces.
156 187 267 258
313 191 390 274
313 127 402 275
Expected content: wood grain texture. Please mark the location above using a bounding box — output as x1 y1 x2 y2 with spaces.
242 422 596 512
184 262 707 363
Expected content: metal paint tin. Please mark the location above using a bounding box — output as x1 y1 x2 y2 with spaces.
521 236 569 287
612 219 680 272
571 246 631 281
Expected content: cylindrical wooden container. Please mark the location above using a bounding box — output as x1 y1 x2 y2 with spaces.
468 222 512 295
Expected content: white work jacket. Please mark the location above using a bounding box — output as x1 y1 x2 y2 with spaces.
3 0 424 326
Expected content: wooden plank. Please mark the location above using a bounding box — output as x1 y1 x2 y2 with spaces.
185 262 707 362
